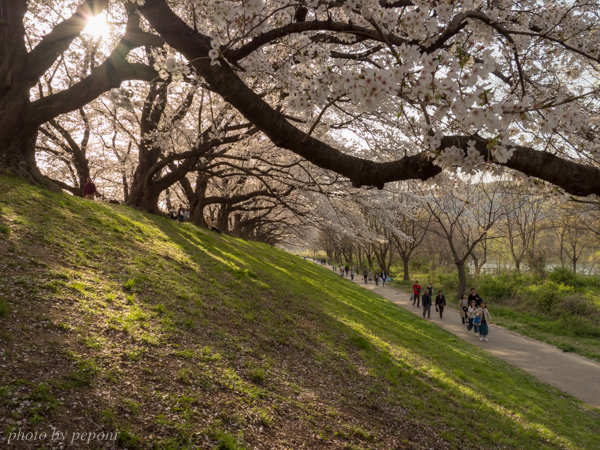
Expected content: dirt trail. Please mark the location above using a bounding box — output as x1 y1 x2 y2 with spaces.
326 264 600 409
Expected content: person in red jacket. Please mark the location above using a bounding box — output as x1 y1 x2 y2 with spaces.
412 281 422 307
83 178 96 200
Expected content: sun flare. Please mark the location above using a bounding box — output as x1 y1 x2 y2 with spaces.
85 12 109 39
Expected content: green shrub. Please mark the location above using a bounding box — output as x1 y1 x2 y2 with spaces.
548 267 580 287
434 272 461 291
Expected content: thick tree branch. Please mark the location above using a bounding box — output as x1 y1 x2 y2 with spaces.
28 11 160 128
139 0 600 197
27 0 105 83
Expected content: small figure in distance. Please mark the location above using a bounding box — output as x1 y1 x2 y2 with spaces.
467 300 479 335
422 288 432 319
477 301 493 342
435 290 446 319
204 216 222 234
412 280 422 307
177 205 185 222
458 293 469 325
468 287 482 307
83 177 96 200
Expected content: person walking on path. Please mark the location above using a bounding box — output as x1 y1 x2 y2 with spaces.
467 300 480 336
427 283 434 297
412 281 422 307
468 287 482 307
476 302 493 341
381 271 387 286
458 294 469 325
83 178 97 200
422 289 432 319
375 273 380 287
345 265 349 276
350 269 354 281
363 267 368 283
435 290 446 319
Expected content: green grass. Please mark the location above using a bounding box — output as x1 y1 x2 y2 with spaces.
0 296 9 318
0 175 599 449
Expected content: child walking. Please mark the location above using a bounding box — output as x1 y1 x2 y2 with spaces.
466 300 479 335
476 302 493 341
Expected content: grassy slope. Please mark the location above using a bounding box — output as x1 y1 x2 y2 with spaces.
0 176 599 450
391 272 600 362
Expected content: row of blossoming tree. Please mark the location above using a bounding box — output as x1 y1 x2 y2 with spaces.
1 0 599 240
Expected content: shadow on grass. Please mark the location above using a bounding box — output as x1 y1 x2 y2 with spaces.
1 176 599 449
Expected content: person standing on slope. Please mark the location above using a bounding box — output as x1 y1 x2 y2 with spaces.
435 290 446 319
83 178 97 200
476 302 493 342
412 281 422 307
421 289 432 319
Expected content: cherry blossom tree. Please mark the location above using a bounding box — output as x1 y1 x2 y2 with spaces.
5 0 600 203
133 0 600 198
0 0 162 188
422 177 511 297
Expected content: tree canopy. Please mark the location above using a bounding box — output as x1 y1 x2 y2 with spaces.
2 0 600 214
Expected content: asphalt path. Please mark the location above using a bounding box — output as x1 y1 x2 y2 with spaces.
322 263 600 409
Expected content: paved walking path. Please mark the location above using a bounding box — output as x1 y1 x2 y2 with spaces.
324 264 600 408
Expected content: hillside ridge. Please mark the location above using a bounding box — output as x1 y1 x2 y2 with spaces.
1 176 599 450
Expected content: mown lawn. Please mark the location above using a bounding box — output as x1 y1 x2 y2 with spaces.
0 176 599 449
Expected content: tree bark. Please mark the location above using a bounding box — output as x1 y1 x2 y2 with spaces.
456 260 468 299
402 258 410 281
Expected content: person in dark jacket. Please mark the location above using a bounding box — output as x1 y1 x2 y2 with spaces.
458 294 469 325
435 290 446 319
421 289 432 319
468 287 482 306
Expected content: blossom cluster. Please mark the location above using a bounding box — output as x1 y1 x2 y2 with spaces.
153 52 191 83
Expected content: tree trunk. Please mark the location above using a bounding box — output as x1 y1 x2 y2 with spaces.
216 205 231 233
456 260 467 299
0 19 60 192
125 175 163 214
0 130 62 193
232 213 243 237
402 258 410 281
